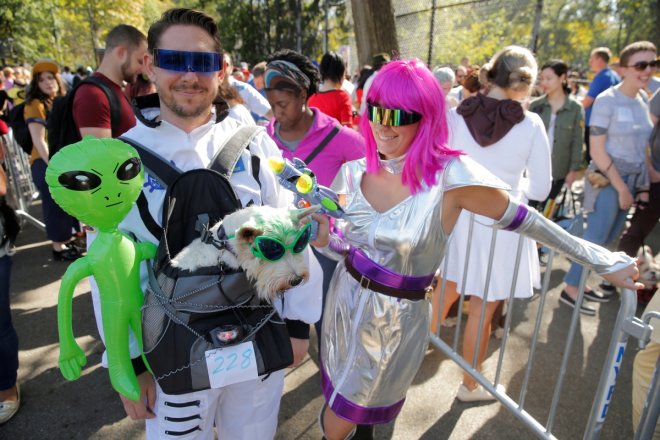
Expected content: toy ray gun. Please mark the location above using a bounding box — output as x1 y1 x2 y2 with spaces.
268 157 344 238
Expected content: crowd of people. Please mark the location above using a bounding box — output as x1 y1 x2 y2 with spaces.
0 6 658 439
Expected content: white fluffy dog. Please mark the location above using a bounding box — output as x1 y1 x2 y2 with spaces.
171 205 319 301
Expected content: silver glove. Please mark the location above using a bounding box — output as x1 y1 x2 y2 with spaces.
493 200 634 275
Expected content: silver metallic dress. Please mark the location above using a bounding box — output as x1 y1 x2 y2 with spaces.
319 155 635 425
319 156 507 424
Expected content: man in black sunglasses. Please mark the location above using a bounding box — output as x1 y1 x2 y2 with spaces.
86 8 322 440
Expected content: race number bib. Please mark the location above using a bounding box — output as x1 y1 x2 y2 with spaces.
205 341 258 388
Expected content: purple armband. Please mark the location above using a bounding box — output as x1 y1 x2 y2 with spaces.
503 204 529 231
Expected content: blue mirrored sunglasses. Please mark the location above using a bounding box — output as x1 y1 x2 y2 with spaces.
152 49 221 73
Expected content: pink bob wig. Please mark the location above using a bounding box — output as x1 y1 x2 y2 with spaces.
359 59 462 194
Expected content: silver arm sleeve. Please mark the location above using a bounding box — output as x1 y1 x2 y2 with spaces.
493 200 634 275
313 232 349 262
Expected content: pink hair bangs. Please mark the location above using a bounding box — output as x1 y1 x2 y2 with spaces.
359 59 462 194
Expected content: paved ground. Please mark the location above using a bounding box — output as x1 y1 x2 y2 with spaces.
2 204 657 439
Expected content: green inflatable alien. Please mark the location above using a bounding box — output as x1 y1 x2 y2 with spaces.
46 136 157 401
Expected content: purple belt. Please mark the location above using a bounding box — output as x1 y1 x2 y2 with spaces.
344 247 434 301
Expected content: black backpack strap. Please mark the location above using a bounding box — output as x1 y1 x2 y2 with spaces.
303 125 340 165
131 93 161 128
208 126 264 179
82 76 122 134
118 136 181 188
251 153 261 188
135 192 162 241
118 136 182 241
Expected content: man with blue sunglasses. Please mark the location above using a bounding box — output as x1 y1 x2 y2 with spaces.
86 8 322 440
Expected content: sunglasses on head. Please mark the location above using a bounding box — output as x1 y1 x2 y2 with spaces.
250 223 312 262
625 60 658 71
367 104 422 126
152 49 221 73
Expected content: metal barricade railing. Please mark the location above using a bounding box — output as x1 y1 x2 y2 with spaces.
0 129 45 230
634 311 660 440
430 214 657 440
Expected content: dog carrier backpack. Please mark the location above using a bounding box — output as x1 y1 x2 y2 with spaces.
120 127 293 394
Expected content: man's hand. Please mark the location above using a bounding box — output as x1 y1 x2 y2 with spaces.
289 337 310 367
120 371 156 420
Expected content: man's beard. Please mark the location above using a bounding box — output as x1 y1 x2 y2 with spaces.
163 84 215 118
120 59 136 84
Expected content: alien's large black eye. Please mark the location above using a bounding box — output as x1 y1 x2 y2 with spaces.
58 171 102 191
117 158 141 181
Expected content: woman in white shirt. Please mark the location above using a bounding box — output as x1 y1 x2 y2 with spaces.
435 46 551 402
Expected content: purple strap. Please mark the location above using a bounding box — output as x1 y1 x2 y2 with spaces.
320 361 405 424
503 204 528 231
347 247 434 291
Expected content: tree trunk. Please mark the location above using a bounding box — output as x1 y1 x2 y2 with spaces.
86 0 99 67
351 0 399 67
654 0 660 49
530 0 544 54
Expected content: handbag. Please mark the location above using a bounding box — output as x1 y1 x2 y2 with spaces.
552 186 584 237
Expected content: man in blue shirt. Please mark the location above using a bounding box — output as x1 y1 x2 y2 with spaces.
582 47 620 163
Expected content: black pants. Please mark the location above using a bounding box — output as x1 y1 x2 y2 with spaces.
584 128 591 165
0 255 17 391
31 159 79 242
617 181 660 257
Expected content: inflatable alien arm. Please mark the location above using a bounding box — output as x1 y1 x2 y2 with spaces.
57 258 93 380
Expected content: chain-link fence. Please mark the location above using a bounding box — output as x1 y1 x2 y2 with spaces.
393 0 539 68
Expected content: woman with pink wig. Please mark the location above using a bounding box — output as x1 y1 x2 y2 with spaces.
311 58 639 440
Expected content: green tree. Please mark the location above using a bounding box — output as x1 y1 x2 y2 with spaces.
407 0 659 69
0 0 54 65
187 0 350 64
0 0 167 68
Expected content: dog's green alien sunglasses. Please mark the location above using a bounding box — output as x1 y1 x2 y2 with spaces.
250 223 312 262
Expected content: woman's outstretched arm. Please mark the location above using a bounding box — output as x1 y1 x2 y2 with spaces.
444 185 641 290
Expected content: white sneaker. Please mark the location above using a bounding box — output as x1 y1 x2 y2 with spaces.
456 383 504 402
0 384 20 425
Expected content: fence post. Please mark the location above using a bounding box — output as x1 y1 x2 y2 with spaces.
427 0 437 66
583 288 637 439
633 310 660 439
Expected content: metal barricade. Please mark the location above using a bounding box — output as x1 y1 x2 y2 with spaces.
634 311 660 440
430 213 656 440
0 129 44 230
